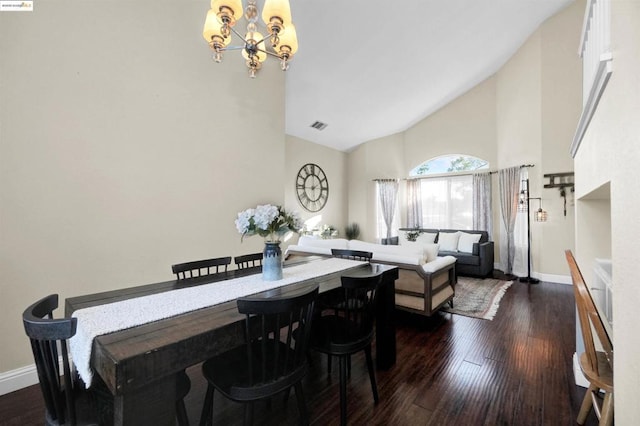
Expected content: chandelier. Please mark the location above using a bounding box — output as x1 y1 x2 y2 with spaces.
202 0 299 78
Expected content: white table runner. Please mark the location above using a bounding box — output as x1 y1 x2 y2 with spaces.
69 258 364 387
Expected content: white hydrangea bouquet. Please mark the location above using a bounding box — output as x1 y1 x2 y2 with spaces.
235 204 304 243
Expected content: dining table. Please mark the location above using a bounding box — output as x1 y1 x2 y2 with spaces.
65 256 399 426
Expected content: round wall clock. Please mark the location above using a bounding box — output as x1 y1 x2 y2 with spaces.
296 163 329 212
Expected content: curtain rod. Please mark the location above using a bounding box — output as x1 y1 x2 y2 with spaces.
372 164 535 182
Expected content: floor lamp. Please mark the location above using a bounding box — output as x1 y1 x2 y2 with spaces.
519 178 547 284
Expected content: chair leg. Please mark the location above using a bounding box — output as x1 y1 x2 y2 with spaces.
243 402 254 426
327 354 332 374
199 384 214 426
176 398 189 426
577 384 597 425
599 392 614 426
294 382 309 426
339 356 348 426
364 345 379 404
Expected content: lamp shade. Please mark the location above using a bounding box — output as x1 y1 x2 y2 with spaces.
241 31 268 63
203 9 231 45
262 0 292 26
211 0 243 23
277 23 298 56
535 208 548 222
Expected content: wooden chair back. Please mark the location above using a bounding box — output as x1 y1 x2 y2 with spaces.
233 285 319 399
23 294 78 426
331 249 373 262
171 256 232 279
565 250 614 371
234 253 263 270
335 275 381 344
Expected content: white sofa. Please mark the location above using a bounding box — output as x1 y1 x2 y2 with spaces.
285 236 457 317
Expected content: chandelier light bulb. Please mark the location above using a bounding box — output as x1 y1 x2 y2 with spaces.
204 0 297 77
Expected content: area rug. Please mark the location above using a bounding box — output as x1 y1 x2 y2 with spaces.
442 277 513 320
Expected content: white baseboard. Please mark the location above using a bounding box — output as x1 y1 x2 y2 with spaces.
0 363 39 396
492 262 571 285
573 352 589 388
537 272 571 285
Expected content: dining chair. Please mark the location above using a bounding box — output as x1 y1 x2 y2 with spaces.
23 294 192 426
234 252 263 270
309 274 382 426
172 256 232 279
330 248 373 261
199 285 319 426
565 250 614 426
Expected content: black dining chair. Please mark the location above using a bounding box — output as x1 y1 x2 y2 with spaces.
23 294 192 426
199 285 319 426
234 253 263 271
330 249 373 261
172 256 232 279
309 274 382 426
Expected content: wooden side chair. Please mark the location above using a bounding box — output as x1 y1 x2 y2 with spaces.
234 253 263 270
199 285 319 426
23 294 191 426
172 256 232 280
330 249 373 261
565 250 614 426
309 274 382 426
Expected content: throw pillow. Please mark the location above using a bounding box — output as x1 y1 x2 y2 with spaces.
438 232 460 252
423 243 440 262
457 232 482 253
416 232 438 244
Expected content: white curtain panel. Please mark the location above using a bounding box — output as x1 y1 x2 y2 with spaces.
498 166 521 275
377 180 399 239
406 178 423 229
472 172 492 238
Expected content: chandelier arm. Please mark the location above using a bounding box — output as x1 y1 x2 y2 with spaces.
256 47 283 59
228 24 249 43
221 45 247 52
255 32 276 46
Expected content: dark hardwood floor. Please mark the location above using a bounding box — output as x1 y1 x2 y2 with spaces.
0 280 598 425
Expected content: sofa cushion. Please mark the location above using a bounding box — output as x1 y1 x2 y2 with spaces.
285 245 332 256
422 255 457 273
394 241 438 263
349 239 426 263
298 236 349 250
457 232 482 253
371 252 423 266
439 251 480 266
437 231 460 252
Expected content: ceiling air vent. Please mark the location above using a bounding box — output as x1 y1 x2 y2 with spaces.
310 121 328 131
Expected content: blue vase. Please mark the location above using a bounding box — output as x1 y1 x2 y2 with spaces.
262 242 283 281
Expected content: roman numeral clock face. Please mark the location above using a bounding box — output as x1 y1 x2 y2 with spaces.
296 163 329 212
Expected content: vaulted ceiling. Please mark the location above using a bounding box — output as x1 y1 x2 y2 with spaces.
285 0 575 152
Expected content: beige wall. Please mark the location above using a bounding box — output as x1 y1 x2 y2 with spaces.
573 0 640 421
284 136 348 242
347 133 405 242
348 1 581 279
495 0 582 276
0 1 285 373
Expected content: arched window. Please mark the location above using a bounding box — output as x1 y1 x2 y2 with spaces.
409 155 490 229
410 154 489 176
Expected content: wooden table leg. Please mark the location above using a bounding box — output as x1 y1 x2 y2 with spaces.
375 271 397 370
112 374 177 426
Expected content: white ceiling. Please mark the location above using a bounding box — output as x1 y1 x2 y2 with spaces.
285 0 574 152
